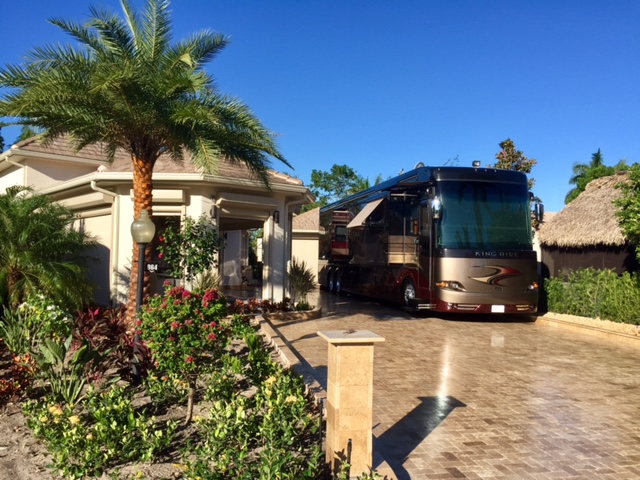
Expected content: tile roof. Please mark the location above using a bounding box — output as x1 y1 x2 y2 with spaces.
293 207 320 231
13 135 303 186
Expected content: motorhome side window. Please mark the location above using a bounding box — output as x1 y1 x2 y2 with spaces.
389 198 404 234
368 203 384 227
420 203 430 237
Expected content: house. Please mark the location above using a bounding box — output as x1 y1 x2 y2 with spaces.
538 172 639 278
0 136 313 306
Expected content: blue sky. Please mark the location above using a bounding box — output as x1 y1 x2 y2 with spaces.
2 0 639 212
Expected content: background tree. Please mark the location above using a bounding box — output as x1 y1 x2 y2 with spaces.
491 138 537 190
0 127 4 152
303 164 382 212
0 186 95 310
565 149 628 204
16 126 44 143
614 164 640 262
0 0 288 322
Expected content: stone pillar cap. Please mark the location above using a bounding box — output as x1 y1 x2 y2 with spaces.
318 330 385 344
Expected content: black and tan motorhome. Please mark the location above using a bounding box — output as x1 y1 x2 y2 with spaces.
318 162 542 313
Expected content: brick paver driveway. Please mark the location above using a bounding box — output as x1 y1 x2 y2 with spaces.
264 291 640 479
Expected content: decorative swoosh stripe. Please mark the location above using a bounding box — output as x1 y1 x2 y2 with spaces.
469 265 522 286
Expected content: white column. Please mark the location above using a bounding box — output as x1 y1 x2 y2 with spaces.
262 208 286 301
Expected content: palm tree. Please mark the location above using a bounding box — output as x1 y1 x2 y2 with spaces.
0 186 95 310
565 149 627 204
0 0 289 321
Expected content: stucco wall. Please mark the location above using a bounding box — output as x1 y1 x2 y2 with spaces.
80 213 114 306
292 232 320 283
0 167 25 192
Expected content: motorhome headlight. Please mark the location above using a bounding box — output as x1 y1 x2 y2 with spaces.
527 281 539 291
436 281 466 291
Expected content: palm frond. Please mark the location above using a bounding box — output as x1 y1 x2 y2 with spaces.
0 0 287 194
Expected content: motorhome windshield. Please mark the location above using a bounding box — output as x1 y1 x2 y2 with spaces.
437 180 532 249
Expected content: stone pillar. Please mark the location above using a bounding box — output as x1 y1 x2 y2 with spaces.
318 330 385 477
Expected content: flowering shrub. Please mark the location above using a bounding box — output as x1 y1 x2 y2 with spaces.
138 282 229 422
185 351 323 479
229 297 294 315
23 386 177 478
18 293 73 342
139 283 228 376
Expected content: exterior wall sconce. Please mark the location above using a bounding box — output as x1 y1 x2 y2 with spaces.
273 210 280 224
209 195 217 218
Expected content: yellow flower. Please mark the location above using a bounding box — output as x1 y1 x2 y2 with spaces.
39 415 48 424
69 415 81 425
285 395 298 404
264 376 276 386
86 433 94 441
265 389 272 398
48 405 63 416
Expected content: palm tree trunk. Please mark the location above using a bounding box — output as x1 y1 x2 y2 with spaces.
126 155 155 328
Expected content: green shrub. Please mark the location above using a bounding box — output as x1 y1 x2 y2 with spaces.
544 267 640 324
0 307 41 356
288 258 316 309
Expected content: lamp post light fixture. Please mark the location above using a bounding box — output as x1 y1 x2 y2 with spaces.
130 209 156 383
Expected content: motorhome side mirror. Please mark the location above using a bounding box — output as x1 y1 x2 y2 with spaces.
431 197 442 220
535 202 544 223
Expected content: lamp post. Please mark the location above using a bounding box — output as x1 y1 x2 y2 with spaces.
130 209 156 383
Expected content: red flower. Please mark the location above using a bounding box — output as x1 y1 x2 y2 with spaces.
159 235 165 242
185 319 193 326
207 333 217 341
170 321 180 330
158 253 163 259
185 356 194 364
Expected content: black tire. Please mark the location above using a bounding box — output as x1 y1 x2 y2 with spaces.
328 269 335 293
402 278 416 308
334 270 342 295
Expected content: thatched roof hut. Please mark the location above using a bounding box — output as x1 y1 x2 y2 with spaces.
538 172 628 248
538 171 639 278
